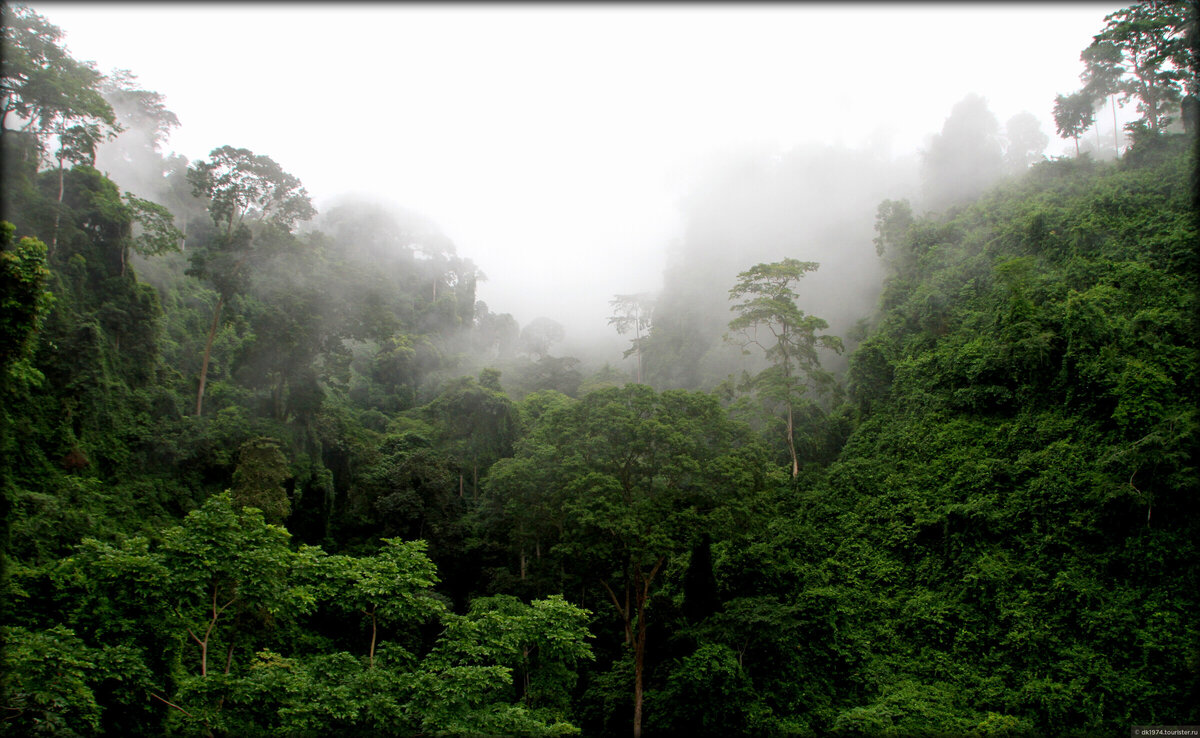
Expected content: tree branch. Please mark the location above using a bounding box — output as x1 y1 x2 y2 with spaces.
599 578 627 623
150 692 195 718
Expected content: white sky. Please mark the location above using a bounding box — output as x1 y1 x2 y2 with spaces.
31 2 1124 336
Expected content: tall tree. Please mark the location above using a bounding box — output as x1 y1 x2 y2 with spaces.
1081 39 1127 155
726 259 842 479
96 69 182 199
1002 111 1050 172
920 94 1003 209
1 4 121 250
518 316 565 360
186 146 315 415
1081 1 1191 134
421 374 518 498
311 539 443 669
1053 92 1097 156
608 293 655 384
0 4 117 151
121 192 182 275
535 386 768 738
0 222 50 378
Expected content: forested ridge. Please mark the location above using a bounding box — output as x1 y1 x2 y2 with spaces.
2 3 1198 736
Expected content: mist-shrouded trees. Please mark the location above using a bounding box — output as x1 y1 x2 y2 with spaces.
187 145 315 415
920 94 1002 209
121 192 183 274
726 259 843 479
100 69 179 155
188 145 315 239
1081 1 1192 134
1081 39 1127 155
608 293 655 384
519 316 566 360
0 4 118 156
1058 1 1195 155
96 69 184 202
1053 91 1096 156
1 3 122 251
5 2 1200 735
1002 112 1049 172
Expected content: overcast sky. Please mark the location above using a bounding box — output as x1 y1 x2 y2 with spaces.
31 2 1124 335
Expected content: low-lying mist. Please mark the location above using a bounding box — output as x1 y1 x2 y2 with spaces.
99 77 1062 397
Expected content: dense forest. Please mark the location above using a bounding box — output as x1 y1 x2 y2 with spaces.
2 2 1198 736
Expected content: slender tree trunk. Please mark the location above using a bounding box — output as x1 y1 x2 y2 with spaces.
520 647 533 704
364 607 378 669
1111 95 1119 156
51 155 65 252
196 295 225 416
783 345 799 478
635 321 644 384
633 596 647 738
630 557 664 738
274 372 286 420
600 578 633 646
786 401 798 479
189 586 228 677
1074 135 1080 157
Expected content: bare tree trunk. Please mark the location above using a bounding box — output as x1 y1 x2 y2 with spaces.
635 321 644 384
189 585 232 677
363 607 379 668
51 155 65 252
787 401 799 478
630 557 664 738
1111 95 1119 156
633 601 647 738
196 295 225 416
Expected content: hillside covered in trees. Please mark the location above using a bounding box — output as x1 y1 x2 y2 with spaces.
2 3 1198 736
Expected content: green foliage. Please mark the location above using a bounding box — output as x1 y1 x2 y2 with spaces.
649 643 760 736
0 221 51 378
231 437 291 523
0 4 118 156
123 192 182 258
483 384 771 736
1081 2 1191 132
800 133 1199 734
726 258 843 477
187 145 315 238
1053 92 1096 155
2 10 1197 735
309 537 443 665
0 625 101 737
